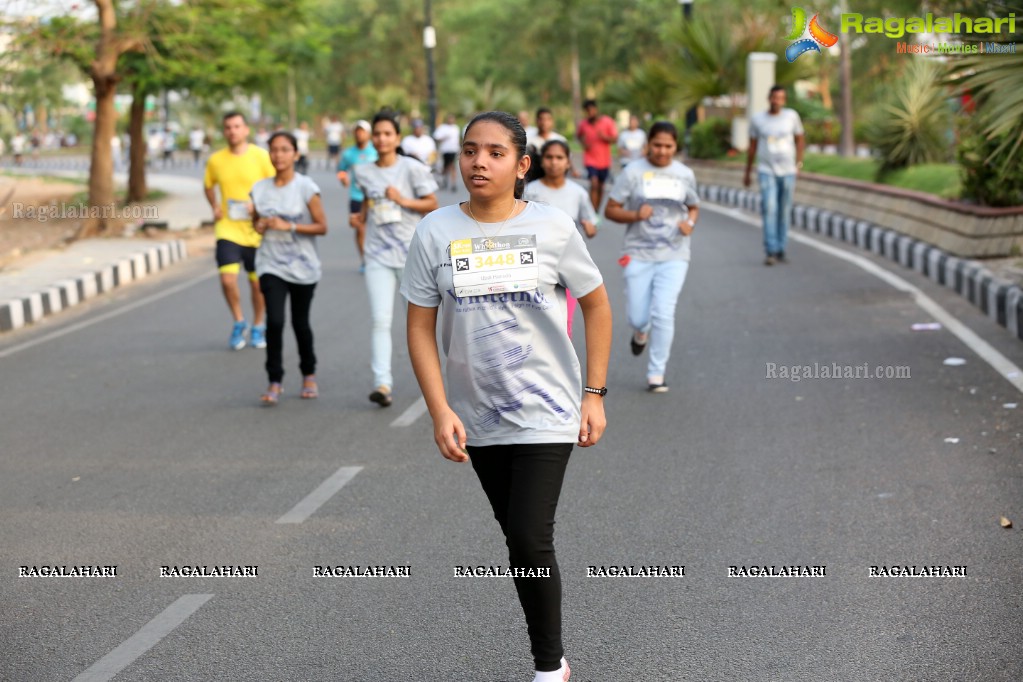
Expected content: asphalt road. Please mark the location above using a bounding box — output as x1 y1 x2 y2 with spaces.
1 163 1021 681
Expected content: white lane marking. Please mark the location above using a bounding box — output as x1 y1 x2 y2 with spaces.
706 204 1023 395
391 396 428 427
0 270 217 360
276 465 363 524
72 594 213 682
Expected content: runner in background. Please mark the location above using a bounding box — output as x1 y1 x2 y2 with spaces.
604 121 699 393
251 131 328 405
400 119 437 169
403 111 611 682
325 115 344 170
293 121 311 175
354 112 439 407
337 120 378 274
576 99 618 212
204 111 277 350
433 114 461 191
525 107 567 183
616 114 647 168
189 125 205 167
524 139 597 338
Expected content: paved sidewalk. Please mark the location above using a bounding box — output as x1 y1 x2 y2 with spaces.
0 171 201 332
0 237 188 331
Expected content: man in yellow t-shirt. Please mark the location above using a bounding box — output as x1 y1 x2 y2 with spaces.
204 111 276 350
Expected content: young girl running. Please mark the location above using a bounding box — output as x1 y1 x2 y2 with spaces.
250 131 328 404
524 139 598 337
604 121 700 393
402 111 612 681
354 112 438 407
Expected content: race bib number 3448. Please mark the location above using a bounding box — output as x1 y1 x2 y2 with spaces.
450 235 539 296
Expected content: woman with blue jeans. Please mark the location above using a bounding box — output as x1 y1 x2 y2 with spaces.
354 112 438 406
604 121 700 393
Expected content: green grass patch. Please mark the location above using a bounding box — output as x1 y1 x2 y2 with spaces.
878 164 961 200
801 154 877 182
802 153 961 199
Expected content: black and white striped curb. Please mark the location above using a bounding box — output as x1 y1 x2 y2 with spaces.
0 240 188 332
700 184 1023 342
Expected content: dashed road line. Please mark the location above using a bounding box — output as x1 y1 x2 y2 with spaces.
276 465 364 524
391 396 428 427
72 593 213 682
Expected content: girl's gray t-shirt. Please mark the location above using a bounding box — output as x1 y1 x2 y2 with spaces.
400 202 603 446
251 174 322 284
354 156 439 269
608 158 700 262
523 179 597 235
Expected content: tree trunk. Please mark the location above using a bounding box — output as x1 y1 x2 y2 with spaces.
81 75 118 238
128 83 147 203
80 0 121 239
79 0 143 239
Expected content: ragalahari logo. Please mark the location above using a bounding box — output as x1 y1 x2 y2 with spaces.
784 7 839 62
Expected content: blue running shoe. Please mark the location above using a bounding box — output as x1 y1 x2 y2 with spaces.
250 324 267 349
229 320 248 350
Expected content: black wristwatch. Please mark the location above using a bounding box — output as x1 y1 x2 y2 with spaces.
584 386 608 397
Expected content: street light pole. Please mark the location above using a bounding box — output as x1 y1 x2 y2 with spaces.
423 0 438 133
679 0 698 143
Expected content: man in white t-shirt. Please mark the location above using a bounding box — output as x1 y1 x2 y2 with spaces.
189 126 206 166
294 121 311 174
616 114 647 167
400 119 437 168
325 116 344 169
744 85 804 266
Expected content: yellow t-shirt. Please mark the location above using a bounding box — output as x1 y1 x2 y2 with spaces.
204 145 276 247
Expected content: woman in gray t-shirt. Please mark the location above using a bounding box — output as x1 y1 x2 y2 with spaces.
604 121 700 394
250 131 328 405
403 111 611 682
354 112 438 407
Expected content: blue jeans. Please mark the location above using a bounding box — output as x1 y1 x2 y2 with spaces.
758 172 796 256
623 259 690 380
364 260 404 388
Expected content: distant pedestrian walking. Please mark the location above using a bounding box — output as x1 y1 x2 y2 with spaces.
204 111 277 350
294 121 311 175
604 121 699 393
616 114 647 167
354 112 438 407
401 118 437 168
433 114 461 190
251 131 328 405
325 115 344 169
744 85 805 266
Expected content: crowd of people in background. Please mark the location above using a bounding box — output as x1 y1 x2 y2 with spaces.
1 88 802 682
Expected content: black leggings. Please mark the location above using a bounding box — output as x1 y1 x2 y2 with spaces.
259 274 317 384
467 442 573 672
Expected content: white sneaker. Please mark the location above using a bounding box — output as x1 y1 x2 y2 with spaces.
532 658 570 681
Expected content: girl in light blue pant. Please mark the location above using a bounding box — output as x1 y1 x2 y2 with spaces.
604 121 700 392
353 111 439 406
